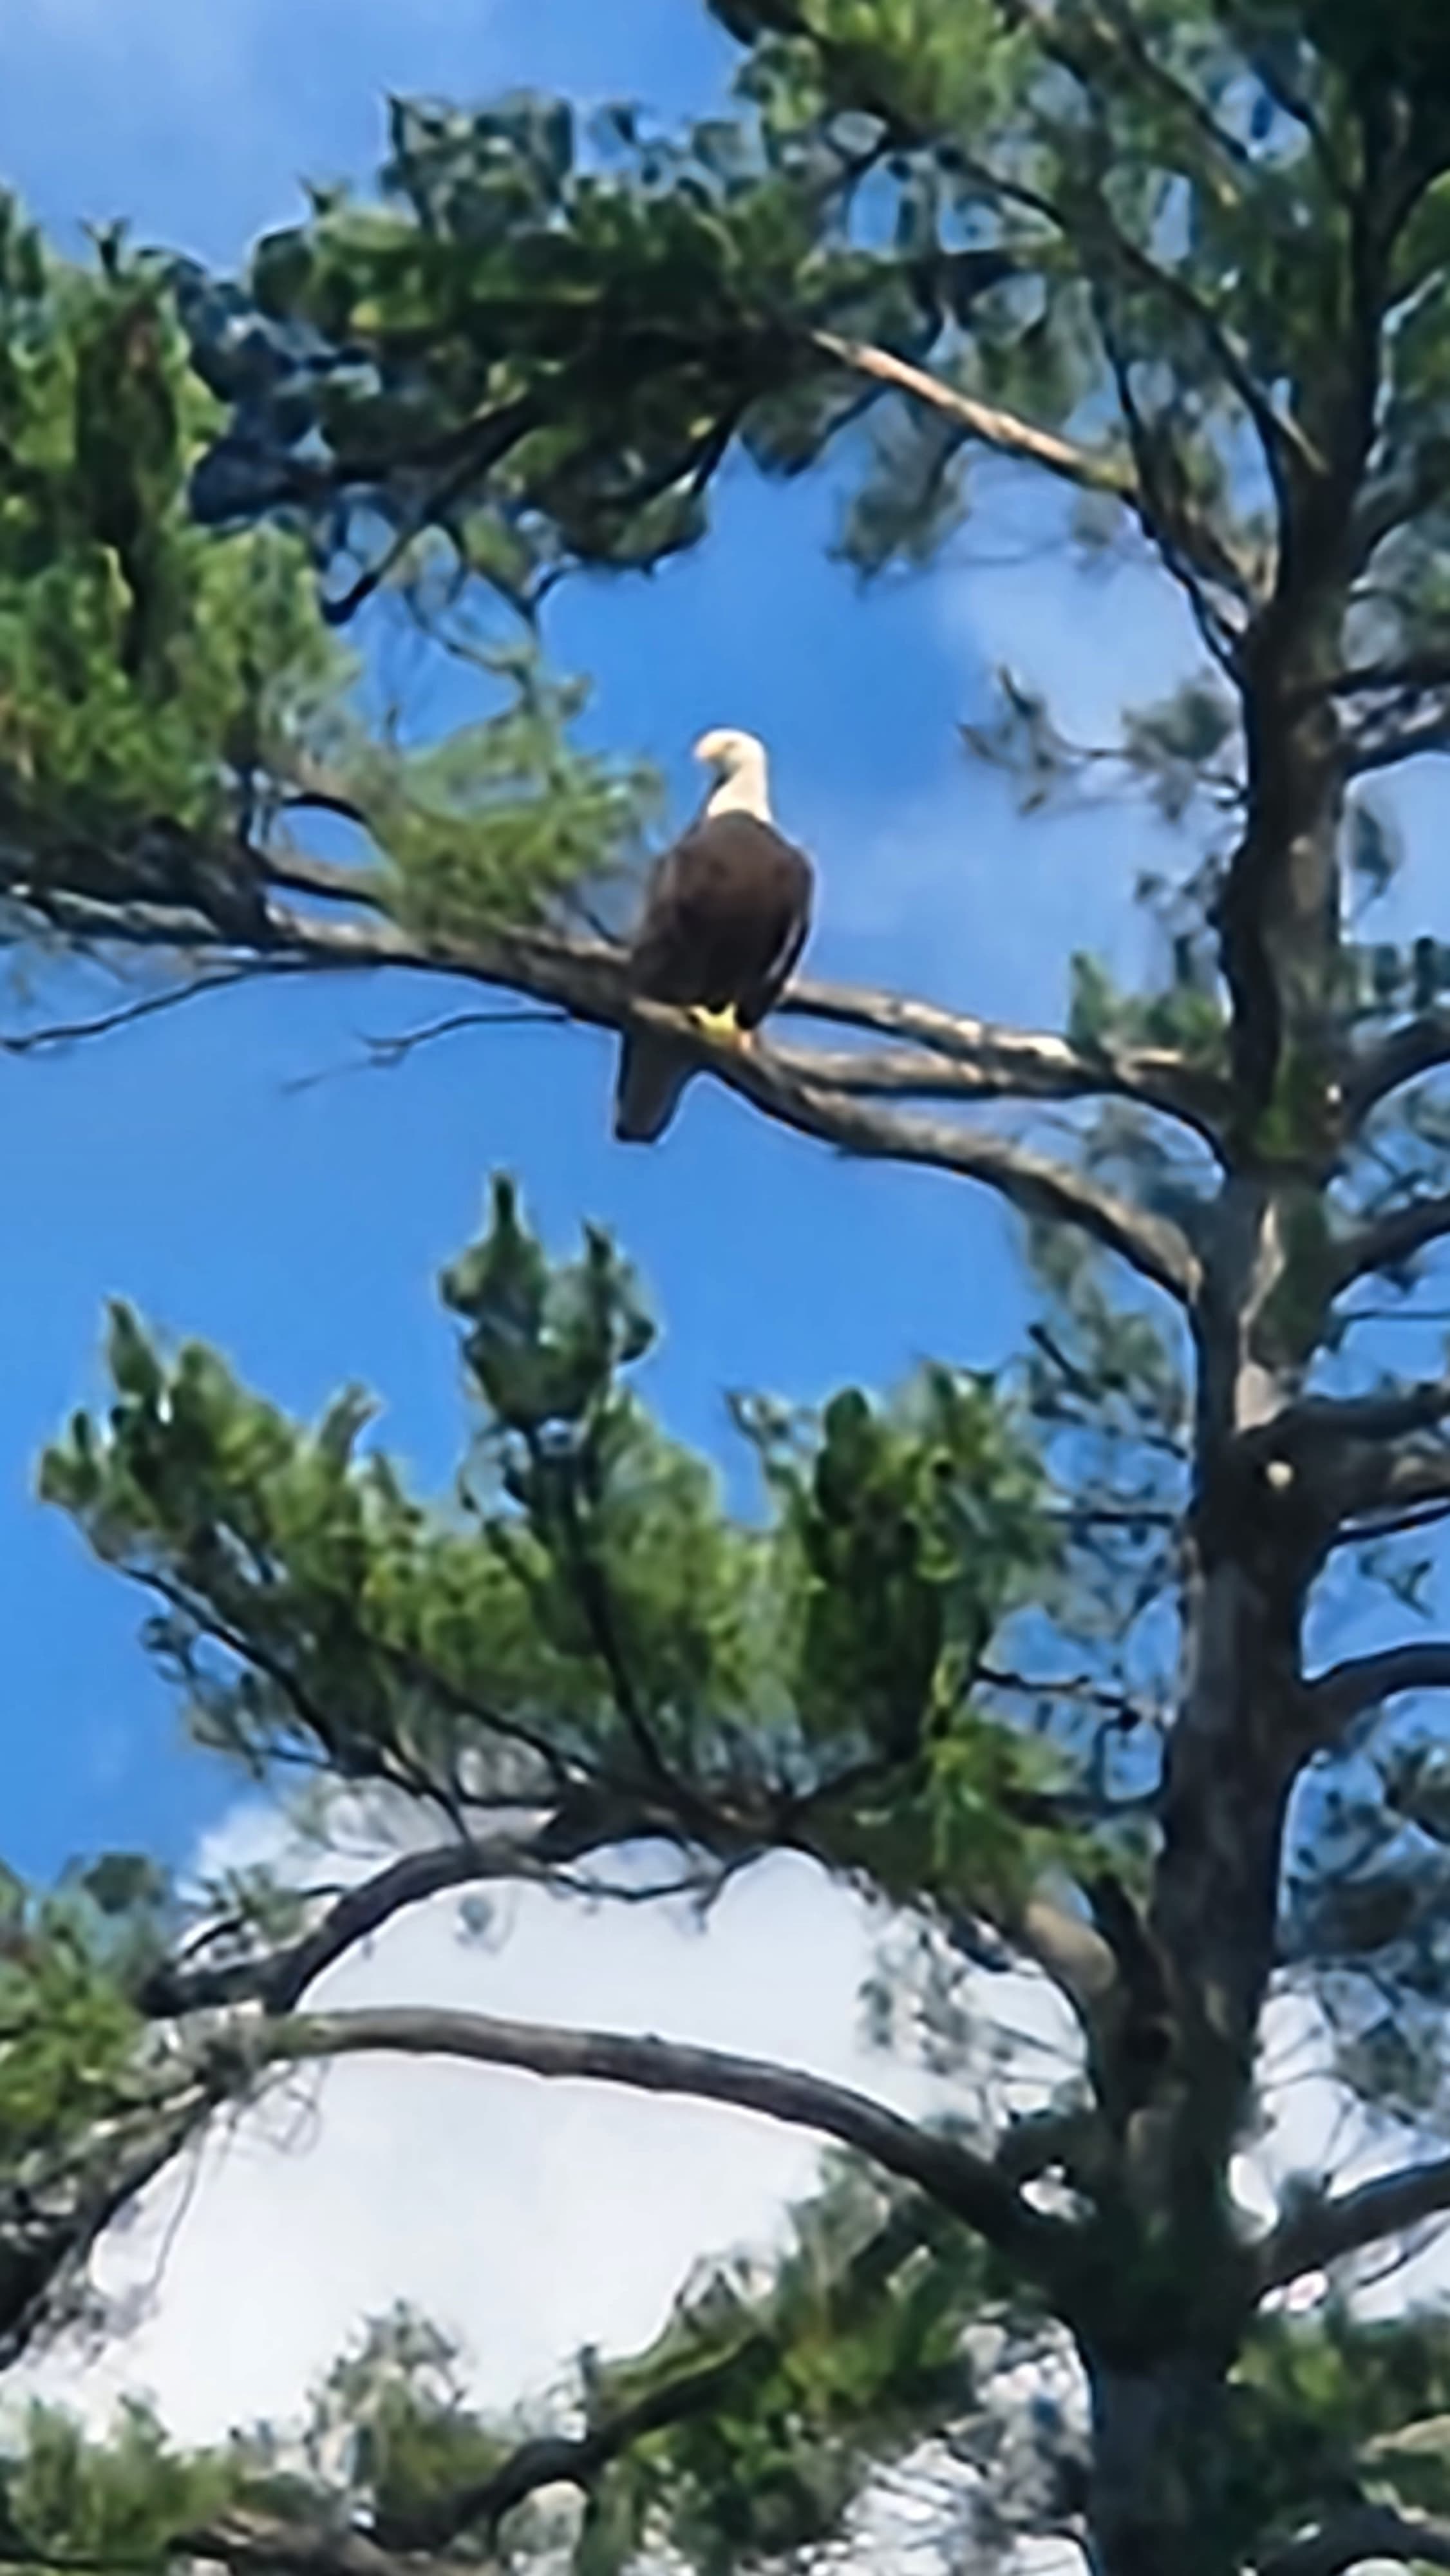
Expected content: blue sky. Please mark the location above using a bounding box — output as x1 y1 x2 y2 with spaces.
0 0 1194 1884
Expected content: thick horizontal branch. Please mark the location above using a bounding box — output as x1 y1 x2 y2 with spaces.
708 1044 1202 1304
1348 1012 1450 1119
1347 711 1450 775
811 331 1136 500
784 978 1229 1138
1261 2501 1450 2576
1269 1372 1450 1451
267 2004 1075 2281
255 907 1203 1305
1303 1641 1450 1741
3 859 1209 1302
1323 647 1450 702
1256 2150 1450 2291
281 893 1220 1137
1328 1195 1450 1296
13 862 1225 1139
1321 1431 1450 1538
768 1038 1186 1108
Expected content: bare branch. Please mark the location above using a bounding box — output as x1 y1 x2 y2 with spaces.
1255 2151 1450 2293
1064 0 1259 185
785 979 1230 1138
1014 1893 1119 2020
268 2005 1076 2280
138 1841 530 2017
1269 1373 1450 1450
12 844 1225 1140
1084 186 1323 499
1348 1012 1450 1119
1332 1494 1450 1548
258 848 391 907
253 907 1203 1305
1347 710 1450 775
1261 2501 1450 2576
292 1005 570 1090
1323 648 1450 701
1 860 1209 1298
1092 294 1250 668
810 331 1135 498
706 1046 1202 1304
0 967 277 1055
1303 1642 1450 1741
1329 1195 1450 1297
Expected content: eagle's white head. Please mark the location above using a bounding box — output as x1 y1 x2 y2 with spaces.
693 726 771 822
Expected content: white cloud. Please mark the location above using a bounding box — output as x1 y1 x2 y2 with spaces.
9 1790 1093 2450
20 1810 941 2440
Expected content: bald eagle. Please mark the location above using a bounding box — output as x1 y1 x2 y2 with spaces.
613 728 814 1144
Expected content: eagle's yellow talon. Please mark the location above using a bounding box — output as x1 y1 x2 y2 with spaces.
689 1003 748 1045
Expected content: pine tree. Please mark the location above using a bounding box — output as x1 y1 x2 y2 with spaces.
10 5 1450 2569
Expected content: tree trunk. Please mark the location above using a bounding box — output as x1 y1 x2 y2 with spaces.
1084 2351 1241 2576
1077 1177 1333 2573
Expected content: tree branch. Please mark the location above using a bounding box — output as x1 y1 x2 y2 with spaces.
784 979 1230 1138
0 857 1208 1299
1268 1372 1450 1451
1083 180 1323 502
380 2339 769 2551
1303 1642 1450 1741
258 846 391 908
1323 647 1450 701
247 907 1205 1306
1261 2501 1450 2576
1092 287 1252 666
1348 1012 1450 1119
267 2005 1075 2281
181 2514 411 2576
8 799 1225 1117
0 2077 216 2369
0 2521 411 2576
15 855 1225 1140
138 1840 532 2017
1329 1195 1450 1297
0 966 281 1055
1255 2152 1450 2293
705 1045 1202 1303
1347 709 1450 775
810 331 1136 499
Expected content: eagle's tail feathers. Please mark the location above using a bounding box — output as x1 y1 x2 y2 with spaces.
613 1034 693 1144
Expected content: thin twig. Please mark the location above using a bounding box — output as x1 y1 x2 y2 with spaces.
0 965 281 1054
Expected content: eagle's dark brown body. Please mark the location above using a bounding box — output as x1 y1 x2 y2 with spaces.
614 806 813 1144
